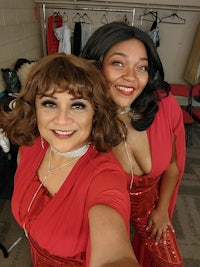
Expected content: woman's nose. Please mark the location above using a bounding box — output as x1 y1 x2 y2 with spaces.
54 109 73 124
122 67 136 81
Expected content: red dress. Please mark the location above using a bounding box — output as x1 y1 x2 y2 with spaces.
12 139 130 267
129 93 186 267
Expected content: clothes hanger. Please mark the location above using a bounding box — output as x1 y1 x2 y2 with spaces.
52 11 58 16
52 11 61 17
100 13 108 24
72 12 84 23
82 13 93 24
62 12 68 24
160 12 186 24
123 14 130 25
139 10 160 23
52 11 62 25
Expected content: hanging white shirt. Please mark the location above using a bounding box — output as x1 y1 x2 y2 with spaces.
54 25 72 54
81 23 93 52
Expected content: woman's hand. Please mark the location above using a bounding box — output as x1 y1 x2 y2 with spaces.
146 207 175 244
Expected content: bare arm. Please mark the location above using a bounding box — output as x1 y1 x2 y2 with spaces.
89 204 140 267
147 136 179 243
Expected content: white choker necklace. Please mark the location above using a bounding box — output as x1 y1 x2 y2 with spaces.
118 106 131 115
50 144 90 158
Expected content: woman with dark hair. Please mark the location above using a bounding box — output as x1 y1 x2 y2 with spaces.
82 22 185 266
0 53 140 267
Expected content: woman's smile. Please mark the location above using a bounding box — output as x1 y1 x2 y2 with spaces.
115 85 135 96
52 129 75 138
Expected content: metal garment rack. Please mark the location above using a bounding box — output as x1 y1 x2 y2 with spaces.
38 3 136 55
35 0 200 12
35 0 200 55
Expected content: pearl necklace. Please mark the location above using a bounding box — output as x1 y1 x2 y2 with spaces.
23 145 89 238
50 143 90 158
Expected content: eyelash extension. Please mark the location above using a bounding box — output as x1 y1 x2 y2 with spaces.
41 100 55 107
72 102 86 108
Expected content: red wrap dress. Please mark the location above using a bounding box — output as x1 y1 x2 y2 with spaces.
129 93 186 267
12 140 130 267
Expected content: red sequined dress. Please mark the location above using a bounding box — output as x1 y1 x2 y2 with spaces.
129 93 186 267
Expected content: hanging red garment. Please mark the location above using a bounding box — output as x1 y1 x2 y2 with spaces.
47 13 63 55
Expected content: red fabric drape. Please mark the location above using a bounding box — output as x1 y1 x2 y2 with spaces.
47 14 63 55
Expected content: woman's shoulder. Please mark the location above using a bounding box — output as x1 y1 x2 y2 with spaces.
19 137 43 154
158 92 182 113
155 92 183 128
19 137 48 166
159 91 177 104
88 146 124 172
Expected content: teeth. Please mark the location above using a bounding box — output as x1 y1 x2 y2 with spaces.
116 86 134 92
54 130 74 135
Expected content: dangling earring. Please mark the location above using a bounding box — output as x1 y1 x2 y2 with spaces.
41 137 44 149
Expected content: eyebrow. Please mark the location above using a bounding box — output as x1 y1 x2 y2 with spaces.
139 57 148 61
40 94 84 101
108 52 148 61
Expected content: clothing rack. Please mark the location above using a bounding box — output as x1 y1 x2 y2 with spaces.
39 3 136 55
42 4 136 27
35 0 200 12
36 0 200 55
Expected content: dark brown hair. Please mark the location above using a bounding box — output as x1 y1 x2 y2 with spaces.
0 53 126 152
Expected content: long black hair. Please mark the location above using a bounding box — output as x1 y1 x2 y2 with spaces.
82 21 170 131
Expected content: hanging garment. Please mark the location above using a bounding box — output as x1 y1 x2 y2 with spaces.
73 22 82 56
148 12 160 48
54 25 72 54
81 23 93 52
148 26 160 48
47 13 63 55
